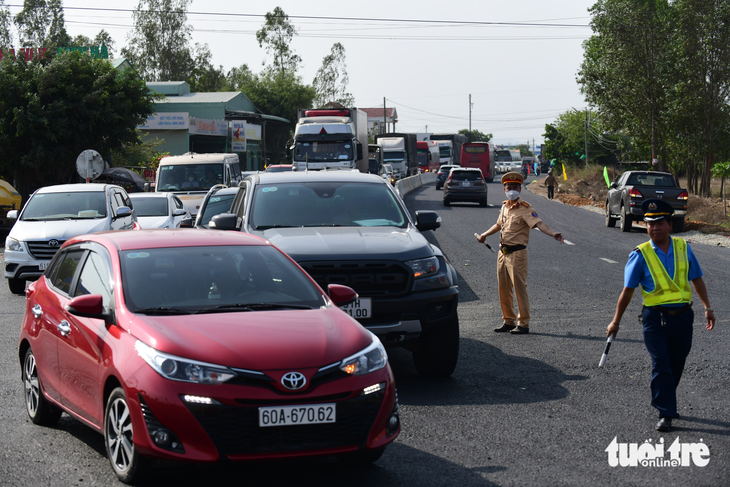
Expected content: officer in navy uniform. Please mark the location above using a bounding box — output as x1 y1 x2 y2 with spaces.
607 199 715 432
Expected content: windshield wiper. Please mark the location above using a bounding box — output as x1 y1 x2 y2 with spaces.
301 224 342 227
255 225 299 230
195 303 313 314
133 307 193 315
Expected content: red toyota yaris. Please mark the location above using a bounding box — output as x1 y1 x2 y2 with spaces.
18 230 399 483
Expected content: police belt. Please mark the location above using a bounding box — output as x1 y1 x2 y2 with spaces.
500 244 526 254
644 302 693 316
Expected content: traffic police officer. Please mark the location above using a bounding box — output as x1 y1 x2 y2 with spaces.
607 198 715 432
477 171 564 334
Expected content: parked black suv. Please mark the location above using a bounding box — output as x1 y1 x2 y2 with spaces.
211 171 460 377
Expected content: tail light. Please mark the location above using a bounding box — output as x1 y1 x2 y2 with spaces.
629 188 642 207
677 190 688 201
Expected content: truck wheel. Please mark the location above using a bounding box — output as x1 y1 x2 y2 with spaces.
605 202 617 228
9 278 26 295
413 315 459 378
620 207 632 232
672 217 685 233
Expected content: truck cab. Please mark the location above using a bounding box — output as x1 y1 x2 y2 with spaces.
291 108 367 172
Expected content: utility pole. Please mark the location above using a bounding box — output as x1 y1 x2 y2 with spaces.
469 94 473 132
383 97 387 134
584 109 589 166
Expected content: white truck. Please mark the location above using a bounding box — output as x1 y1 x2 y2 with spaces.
290 108 368 172
374 133 418 180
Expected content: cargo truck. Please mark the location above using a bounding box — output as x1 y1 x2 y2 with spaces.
374 133 418 179
430 134 468 166
290 108 368 172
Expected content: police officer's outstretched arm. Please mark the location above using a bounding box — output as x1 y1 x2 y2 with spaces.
607 287 635 338
691 277 716 330
534 221 564 243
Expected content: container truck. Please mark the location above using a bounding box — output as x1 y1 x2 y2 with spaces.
290 108 368 172
430 134 468 166
374 133 418 179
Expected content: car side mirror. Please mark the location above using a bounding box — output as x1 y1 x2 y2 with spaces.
144 182 151 192
6 210 17 220
415 210 441 232
357 143 363 161
210 213 240 231
115 206 132 219
328 284 358 307
66 294 114 322
173 208 187 217
610 182 618 189
179 217 194 228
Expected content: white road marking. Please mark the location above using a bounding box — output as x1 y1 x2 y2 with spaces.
600 258 618 264
564 240 575 246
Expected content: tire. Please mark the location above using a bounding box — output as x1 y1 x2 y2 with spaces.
341 447 386 465
9 278 26 295
22 348 62 426
413 315 459 378
443 199 450 207
105 387 146 483
620 206 632 232
672 217 685 233
479 198 487 208
605 202 617 228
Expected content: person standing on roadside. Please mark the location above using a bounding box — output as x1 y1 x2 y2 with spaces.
476 172 564 334
607 199 715 432
544 171 556 199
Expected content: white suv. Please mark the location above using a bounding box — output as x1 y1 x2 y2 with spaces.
4 183 137 294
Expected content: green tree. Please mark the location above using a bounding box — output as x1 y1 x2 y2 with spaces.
543 109 617 167
578 0 673 170
14 0 70 47
711 161 730 216
0 1 12 48
256 7 302 77
458 129 492 143
186 42 227 92
122 0 195 81
226 65 315 162
0 52 157 198
312 43 354 107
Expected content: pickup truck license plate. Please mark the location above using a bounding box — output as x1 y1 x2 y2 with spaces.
39 262 48 271
340 297 372 319
259 403 336 427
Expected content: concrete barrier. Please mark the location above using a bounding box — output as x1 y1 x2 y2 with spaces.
396 172 436 197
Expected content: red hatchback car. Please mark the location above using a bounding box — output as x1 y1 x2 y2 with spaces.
19 230 399 483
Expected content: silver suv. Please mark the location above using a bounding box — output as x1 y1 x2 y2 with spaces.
4 183 136 294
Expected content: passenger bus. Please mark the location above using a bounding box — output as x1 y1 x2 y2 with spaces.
417 140 441 173
460 142 497 182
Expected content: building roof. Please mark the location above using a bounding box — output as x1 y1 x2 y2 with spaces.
361 107 398 122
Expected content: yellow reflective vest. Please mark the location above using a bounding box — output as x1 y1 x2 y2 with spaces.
637 238 692 306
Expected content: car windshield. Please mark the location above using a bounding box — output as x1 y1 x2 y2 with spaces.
121 245 326 313
22 191 107 220
131 197 168 217
293 141 353 162
627 173 675 187
157 164 224 192
382 151 405 161
198 193 236 228
251 182 407 229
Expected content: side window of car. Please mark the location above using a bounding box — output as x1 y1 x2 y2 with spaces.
114 192 126 209
121 190 133 209
74 251 113 309
109 191 120 211
49 249 86 295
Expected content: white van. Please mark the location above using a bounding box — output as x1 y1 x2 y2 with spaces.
155 153 241 217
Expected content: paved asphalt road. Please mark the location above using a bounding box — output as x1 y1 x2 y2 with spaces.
1 177 728 486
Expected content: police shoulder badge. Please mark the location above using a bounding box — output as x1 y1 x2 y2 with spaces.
531 211 538 218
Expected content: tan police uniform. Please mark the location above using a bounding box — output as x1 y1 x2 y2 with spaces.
497 177 542 329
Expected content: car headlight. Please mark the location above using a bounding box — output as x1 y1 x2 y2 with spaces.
406 256 440 278
5 237 24 252
135 340 236 384
340 333 387 376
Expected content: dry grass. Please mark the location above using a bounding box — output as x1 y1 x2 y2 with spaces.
529 165 730 234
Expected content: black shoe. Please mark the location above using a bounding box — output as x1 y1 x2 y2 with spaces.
494 324 516 332
510 326 529 334
656 417 672 432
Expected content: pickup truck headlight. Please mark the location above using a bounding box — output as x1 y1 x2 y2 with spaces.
406 256 440 278
135 340 236 384
340 333 387 376
5 237 24 252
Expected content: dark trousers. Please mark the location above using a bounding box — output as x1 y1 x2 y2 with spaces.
547 186 554 199
642 306 693 418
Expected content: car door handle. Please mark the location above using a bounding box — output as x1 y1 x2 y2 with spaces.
57 320 71 337
32 304 43 318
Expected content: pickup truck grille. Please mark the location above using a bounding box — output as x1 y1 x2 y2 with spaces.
27 240 65 260
299 261 411 297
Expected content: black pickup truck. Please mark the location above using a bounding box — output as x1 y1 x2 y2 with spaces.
605 170 688 232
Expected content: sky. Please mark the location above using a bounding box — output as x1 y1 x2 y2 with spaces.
6 0 597 147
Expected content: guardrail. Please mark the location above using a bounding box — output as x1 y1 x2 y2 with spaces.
395 172 436 197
